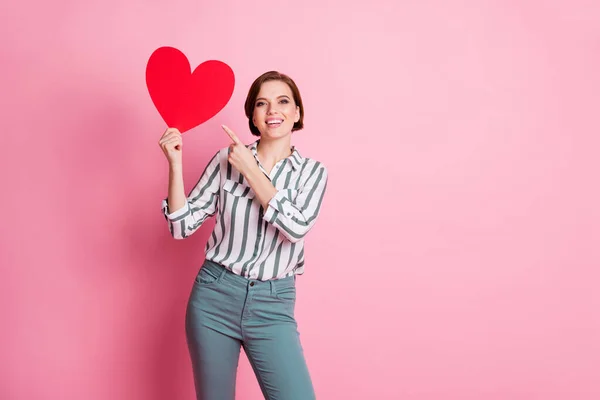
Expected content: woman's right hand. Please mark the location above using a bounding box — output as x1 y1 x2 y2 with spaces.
158 127 183 165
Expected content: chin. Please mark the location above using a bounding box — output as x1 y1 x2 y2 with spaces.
260 128 292 139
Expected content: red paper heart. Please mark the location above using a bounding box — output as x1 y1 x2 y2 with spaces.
146 46 235 133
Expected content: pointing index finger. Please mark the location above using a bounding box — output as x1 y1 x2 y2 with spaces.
222 125 240 145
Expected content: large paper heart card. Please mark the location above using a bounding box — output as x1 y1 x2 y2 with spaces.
146 46 235 133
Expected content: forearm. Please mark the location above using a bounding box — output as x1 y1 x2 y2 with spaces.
244 165 278 209
260 163 328 242
167 163 187 213
162 151 221 239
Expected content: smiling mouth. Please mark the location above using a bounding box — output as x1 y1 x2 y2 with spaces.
267 120 283 127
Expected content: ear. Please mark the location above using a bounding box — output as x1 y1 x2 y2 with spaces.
294 106 300 123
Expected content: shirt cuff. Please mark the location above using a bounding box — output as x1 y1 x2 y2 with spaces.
262 191 292 224
162 199 190 221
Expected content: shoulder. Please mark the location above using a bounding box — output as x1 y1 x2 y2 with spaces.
297 155 327 174
211 146 232 167
295 155 328 188
216 146 229 159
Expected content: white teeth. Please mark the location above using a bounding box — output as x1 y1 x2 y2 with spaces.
267 120 282 125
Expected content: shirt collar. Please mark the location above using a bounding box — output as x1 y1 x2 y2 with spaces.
250 140 304 171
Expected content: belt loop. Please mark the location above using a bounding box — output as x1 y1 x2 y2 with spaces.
270 280 276 296
217 264 228 282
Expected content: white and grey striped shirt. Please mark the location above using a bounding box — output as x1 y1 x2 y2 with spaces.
161 140 328 281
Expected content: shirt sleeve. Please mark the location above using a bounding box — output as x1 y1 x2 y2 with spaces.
161 150 221 239
262 162 328 243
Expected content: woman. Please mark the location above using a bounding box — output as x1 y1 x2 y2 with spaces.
158 71 328 400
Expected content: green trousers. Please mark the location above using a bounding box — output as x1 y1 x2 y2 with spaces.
185 259 316 400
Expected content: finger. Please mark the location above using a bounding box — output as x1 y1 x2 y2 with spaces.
160 133 179 144
222 125 240 145
162 138 181 149
161 127 181 139
165 131 180 139
161 131 182 143
164 136 181 145
160 137 179 147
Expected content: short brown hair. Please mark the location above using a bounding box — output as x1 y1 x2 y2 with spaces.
244 71 304 136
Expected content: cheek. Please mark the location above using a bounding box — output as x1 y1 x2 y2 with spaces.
285 106 298 119
252 110 262 124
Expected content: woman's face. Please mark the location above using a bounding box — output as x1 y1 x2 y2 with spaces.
252 80 300 139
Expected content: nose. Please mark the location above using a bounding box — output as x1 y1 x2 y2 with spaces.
267 103 279 114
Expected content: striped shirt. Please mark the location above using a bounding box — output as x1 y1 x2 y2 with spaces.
161 140 328 281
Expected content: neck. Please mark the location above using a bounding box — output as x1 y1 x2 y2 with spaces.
256 135 293 164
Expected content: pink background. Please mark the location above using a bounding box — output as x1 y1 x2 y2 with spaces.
2 1 599 399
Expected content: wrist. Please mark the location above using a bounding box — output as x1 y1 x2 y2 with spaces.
245 164 262 182
169 162 183 172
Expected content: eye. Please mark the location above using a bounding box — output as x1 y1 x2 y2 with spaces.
256 101 265 107
280 99 289 104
